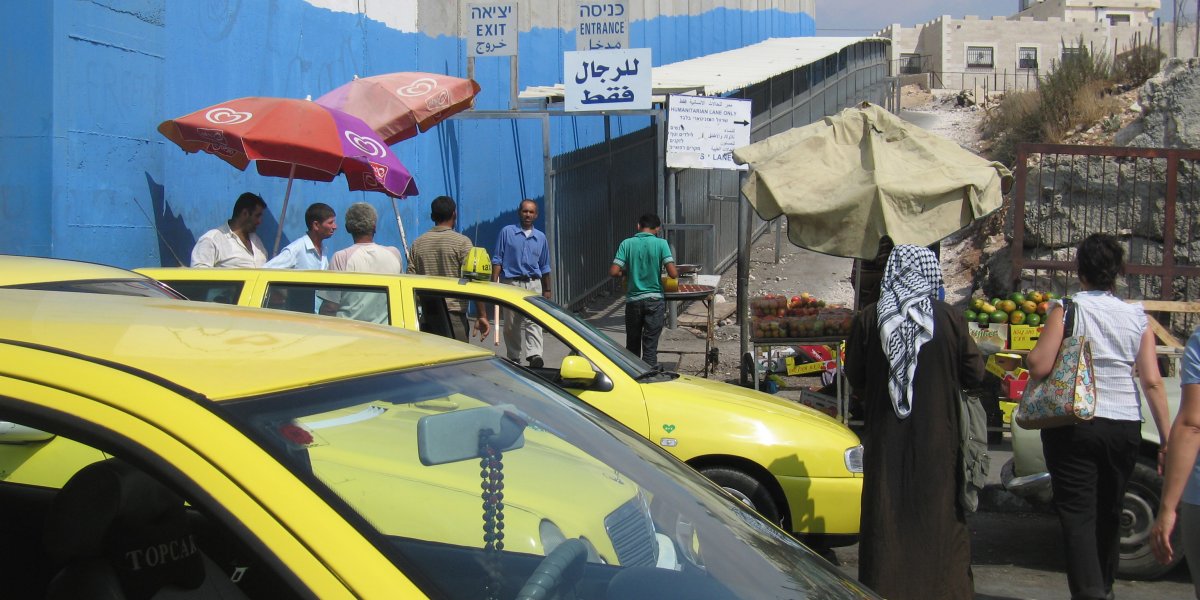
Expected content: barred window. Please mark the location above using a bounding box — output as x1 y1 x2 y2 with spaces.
899 53 922 75
966 46 994 68
1018 47 1038 70
1061 46 1084 62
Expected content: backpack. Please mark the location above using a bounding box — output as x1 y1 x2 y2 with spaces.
958 390 990 513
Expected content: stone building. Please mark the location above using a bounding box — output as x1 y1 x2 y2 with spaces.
879 0 1160 91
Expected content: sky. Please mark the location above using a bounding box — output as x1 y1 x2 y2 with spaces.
815 1 1180 35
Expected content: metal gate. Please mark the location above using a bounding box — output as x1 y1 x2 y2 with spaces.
1012 142 1200 338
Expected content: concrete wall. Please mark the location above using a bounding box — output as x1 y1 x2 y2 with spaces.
0 0 814 268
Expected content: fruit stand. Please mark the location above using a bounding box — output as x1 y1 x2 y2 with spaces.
662 283 718 376
748 294 856 422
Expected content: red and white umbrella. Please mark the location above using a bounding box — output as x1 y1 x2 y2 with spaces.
158 97 418 253
315 72 481 145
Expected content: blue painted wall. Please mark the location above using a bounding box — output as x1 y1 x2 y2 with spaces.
0 1 813 268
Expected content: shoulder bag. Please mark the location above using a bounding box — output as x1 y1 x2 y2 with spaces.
1014 298 1099 429
959 389 990 513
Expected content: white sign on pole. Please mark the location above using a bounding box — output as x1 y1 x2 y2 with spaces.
666 95 752 170
564 48 652 112
467 2 517 57
575 1 629 51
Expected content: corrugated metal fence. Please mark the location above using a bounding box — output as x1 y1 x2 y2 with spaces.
551 40 894 309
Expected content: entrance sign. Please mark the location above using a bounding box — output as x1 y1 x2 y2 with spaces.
564 48 652 112
576 1 629 51
666 95 752 170
467 2 517 57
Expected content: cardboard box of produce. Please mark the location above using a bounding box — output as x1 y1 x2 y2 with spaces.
1009 324 1045 351
968 322 1008 351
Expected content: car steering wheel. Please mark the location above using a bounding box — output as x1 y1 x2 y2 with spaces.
515 538 587 600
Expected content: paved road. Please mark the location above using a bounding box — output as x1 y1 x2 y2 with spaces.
820 437 1194 598
579 218 1195 598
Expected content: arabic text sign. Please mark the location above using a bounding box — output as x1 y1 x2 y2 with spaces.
576 1 629 51
564 48 652 112
467 2 517 57
666 95 752 170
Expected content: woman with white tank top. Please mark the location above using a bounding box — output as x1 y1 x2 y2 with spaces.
1027 233 1170 600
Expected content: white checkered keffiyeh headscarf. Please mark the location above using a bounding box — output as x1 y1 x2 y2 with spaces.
877 245 942 419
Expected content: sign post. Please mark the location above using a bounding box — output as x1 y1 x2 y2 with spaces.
563 48 652 112
575 1 630 51
466 1 518 109
666 95 752 170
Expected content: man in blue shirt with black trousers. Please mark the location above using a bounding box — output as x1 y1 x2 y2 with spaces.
492 199 552 368
610 213 677 367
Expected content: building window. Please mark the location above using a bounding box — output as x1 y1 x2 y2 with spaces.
1107 14 1131 25
1018 47 1038 70
1061 46 1084 62
899 53 922 74
966 46 994 69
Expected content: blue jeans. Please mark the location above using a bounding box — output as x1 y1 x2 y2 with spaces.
625 298 665 366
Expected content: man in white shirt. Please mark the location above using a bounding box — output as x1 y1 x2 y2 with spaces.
264 203 336 270
319 203 403 324
190 192 268 268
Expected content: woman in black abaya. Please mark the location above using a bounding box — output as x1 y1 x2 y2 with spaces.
845 244 986 600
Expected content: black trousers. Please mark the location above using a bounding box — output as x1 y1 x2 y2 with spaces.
625 298 665 366
1041 417 1141 600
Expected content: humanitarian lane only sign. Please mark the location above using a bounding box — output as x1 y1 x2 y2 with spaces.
564 48 652 112
467 2 517 57
666 95 752 170
576 1 629 51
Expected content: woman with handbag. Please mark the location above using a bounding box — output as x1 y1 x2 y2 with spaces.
846 244 985 600
1026 233 1171 600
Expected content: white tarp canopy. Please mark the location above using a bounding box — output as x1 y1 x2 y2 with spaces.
733 102 1012 260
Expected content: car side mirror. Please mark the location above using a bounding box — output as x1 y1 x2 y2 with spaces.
417 404 527 466
0 422 55 444
559 356 613 392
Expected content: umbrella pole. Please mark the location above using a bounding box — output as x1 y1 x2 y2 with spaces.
273 163 298 255
391 197 412 267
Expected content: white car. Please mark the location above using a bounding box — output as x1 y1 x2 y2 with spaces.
1002 376 1182 579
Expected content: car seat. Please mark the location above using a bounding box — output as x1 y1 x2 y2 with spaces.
41 459 248 599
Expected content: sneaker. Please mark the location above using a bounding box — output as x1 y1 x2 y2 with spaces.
527 355 544 368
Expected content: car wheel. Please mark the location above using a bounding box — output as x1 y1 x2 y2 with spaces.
700 466 782 526
1118 460 1183 579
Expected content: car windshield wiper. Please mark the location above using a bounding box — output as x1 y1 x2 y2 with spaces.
633 364 667 381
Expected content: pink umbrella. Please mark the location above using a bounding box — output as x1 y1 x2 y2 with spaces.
158 97 418 253
315 73 481 145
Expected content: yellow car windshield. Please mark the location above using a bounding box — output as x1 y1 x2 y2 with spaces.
222 357 873 600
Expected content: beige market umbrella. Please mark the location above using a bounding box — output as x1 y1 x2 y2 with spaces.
733 102 1012 260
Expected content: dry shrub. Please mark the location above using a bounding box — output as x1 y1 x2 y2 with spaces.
981 91 1042 165
1070 81 1124 127
1115 41 1165 88
982 37 1124 165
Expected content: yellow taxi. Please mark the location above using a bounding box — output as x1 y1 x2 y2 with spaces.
138 267 865 547
0 289 878 599
0 254 181 298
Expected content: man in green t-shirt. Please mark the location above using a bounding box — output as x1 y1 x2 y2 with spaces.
610 213 678 366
